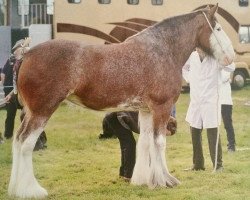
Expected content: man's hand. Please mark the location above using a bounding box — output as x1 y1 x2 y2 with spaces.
166 116 177 136
4 94 12 103
4 91 14 103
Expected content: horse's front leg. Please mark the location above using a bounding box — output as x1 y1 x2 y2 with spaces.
149 104 180 188
148 129 180 188
131 111 151 185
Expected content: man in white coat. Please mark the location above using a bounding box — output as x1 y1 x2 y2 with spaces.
220 70 236 152
182 48 235 171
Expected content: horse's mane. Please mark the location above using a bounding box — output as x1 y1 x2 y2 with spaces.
164 6 216 30
126 9 207 42
155 9 206 30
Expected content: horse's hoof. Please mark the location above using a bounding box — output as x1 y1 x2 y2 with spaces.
165 175 181 187
12 183 48 199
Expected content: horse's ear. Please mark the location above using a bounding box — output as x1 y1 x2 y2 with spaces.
209 3 218 16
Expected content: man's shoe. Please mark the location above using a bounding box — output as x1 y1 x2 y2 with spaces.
0 137 4 144
33 139 44 151
99 132 116 139
119 176 131 182
228 146 236 153
183 166 205 171
215 166 224 172
228 148 235 153
227 144 236 152
4 133 12 139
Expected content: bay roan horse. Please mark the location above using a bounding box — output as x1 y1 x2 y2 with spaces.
9 4 234 199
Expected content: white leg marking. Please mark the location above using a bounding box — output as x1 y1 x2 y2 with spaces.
8 127 48 199
148 133 167 188
8 138 21 196
131 111 151 185
149 133 180 188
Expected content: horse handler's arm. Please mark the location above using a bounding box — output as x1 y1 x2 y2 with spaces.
182 64 190 83
219 62 235 72
0 73 5 84
5 90 14 103
221 71 231 84
166 116 177 136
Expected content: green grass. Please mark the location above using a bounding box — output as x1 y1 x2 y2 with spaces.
0 86 250 200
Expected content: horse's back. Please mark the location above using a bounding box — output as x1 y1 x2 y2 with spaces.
17 39 134 111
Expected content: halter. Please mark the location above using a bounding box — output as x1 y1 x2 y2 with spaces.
202 12 226 55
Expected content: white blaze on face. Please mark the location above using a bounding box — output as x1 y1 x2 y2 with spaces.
209 22 235 66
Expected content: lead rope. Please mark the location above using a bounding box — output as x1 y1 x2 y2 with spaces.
202 12 221 173
213 67 221 173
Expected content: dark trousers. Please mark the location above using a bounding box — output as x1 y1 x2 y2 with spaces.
4 100 17 139
191 127 223 170
221 104 236 150
102 112 137 178
3 93 47 150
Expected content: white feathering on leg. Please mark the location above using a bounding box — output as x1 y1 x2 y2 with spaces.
8 139 21 196
9 128 48 199
131 111 152 185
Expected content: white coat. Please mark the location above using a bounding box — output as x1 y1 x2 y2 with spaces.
219 68 235 105
182 51 235 129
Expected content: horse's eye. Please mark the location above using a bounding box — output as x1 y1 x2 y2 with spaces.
217 27 221 31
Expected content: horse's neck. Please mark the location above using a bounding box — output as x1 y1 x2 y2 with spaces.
153 13 202 68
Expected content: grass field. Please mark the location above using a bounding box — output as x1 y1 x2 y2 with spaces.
0 86 250 200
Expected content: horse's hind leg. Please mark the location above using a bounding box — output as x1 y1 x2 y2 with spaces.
8 114 48 199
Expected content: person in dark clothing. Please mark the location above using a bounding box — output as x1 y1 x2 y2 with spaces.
4 78 48 151
99 107 177 180
100 111 139 180
1 39 47 151
20 108 47 151
0 67 4 144
1 55 17 139
220 70 236 152
221 105 236 152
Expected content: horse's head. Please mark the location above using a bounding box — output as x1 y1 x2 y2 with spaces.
198 4 235 66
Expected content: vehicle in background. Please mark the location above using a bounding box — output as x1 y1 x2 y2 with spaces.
232 55 250 89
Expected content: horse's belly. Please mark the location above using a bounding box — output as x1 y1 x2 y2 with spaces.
117 96 148 111
66 94 86 108
66 93 148 112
